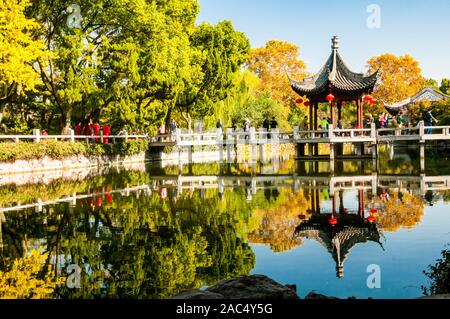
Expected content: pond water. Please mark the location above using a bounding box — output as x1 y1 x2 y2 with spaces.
0 148 449 299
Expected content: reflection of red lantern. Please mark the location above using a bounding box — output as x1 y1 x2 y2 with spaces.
296 98 304 104
364 95 373 102
329 217 338 226
326 94 335 103
105 193 113 204
304 101 310 107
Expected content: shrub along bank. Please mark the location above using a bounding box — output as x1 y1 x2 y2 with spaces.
0 139 149 163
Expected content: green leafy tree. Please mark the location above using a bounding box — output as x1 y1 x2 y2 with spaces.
440 78 450 95
175 21 250 130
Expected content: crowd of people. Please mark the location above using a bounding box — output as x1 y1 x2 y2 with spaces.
59 119 111 143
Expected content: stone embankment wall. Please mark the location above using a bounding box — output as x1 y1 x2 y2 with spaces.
0 152 147 176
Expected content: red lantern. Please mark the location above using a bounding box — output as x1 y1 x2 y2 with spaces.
304 101 310 107
370 208 378 217
370 98 377 105
364 95 373 102
296 98 304 104
367 216 376 223
326 94 335 103
329 217 338 226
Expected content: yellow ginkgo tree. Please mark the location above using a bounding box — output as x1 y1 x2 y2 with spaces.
0 248 65 299
0 0 46 120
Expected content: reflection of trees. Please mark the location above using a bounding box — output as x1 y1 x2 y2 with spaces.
1 187 259 299
0 248 64 299
248 189 310 252
376 192 424 231
422 247 450 296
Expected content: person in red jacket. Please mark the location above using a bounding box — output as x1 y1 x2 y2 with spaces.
75 122 82 139
93 121 100 143
85 119 94 138
103 123 111 144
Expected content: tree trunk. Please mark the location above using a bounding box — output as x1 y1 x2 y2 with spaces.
165 108 172 132
181 112 192 133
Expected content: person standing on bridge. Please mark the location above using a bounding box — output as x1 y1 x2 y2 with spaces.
424 109 438 134
216 119 223 131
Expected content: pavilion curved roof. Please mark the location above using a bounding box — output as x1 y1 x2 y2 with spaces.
289 36 379 98
294 215 384 278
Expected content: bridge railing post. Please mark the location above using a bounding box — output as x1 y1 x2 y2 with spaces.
293 126 299 141
328 124 334 139
419 121 425 139
33 129 41 143
272 129 279 144
249 127 256 144
371 123 376 139
176 128 181 144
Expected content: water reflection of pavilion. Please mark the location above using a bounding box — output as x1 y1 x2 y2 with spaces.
294 214 383 278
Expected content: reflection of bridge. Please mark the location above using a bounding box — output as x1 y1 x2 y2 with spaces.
1 174 448 215
150 174 450 197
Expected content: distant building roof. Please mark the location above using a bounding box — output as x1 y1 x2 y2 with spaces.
289 36 378 98
384 87 450 114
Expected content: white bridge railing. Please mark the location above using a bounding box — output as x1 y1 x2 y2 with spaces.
1 122 450 147
150 121 450 147
0 129 148 144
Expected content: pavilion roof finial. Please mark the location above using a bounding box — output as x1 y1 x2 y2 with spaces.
332 35 339 51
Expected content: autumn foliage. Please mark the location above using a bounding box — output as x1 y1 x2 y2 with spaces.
248 189 311 252
367 54 424 105
247 40 308 109
0 249 64 299
376 192 425 232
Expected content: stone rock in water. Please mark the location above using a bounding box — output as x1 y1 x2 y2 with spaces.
205 275 300 299
305 291 339 299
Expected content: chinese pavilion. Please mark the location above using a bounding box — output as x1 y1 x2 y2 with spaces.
288 36 379 130
295 213 383 278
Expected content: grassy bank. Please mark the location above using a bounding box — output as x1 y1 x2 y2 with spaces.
0 139 148 163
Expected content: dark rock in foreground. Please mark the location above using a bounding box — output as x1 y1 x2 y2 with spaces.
171 275 299 299
305 291 339 299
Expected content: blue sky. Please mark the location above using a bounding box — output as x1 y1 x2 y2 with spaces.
197 0 450 82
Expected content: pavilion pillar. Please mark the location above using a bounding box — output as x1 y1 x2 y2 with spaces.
358 189 365 218
313 102 318 130
309 103 314 131
331 102 336 127
337 102 342 122
314 102 319 156
357 98 362 128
